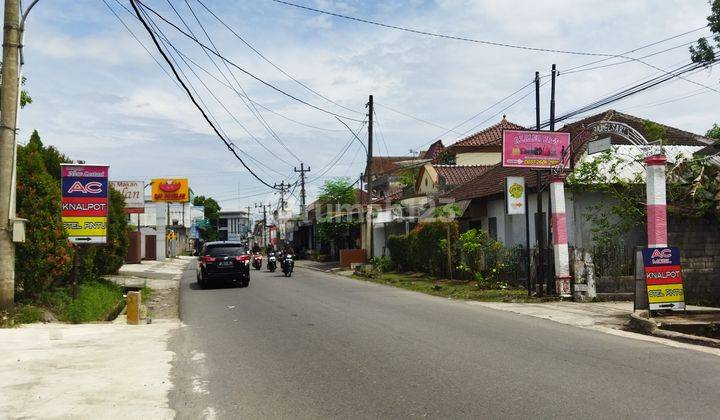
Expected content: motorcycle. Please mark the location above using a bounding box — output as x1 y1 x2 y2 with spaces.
251 253 262 270
281 253 294 277
267 252 277 272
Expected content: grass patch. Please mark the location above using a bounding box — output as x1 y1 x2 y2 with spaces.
0 304 44 328
141 285 154 303
38 280 124 323
352 272 543 302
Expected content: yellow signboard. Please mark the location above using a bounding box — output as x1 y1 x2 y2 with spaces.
151 178 189 202
647 284 685 304
62 216 108 238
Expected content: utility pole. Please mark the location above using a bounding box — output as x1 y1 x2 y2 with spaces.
245 205 252 239
0 0 21 311
255 202 269 248
365 95 374 260
534 71 545 297
294 163 310 215
547 63 557 295
274 181 290 212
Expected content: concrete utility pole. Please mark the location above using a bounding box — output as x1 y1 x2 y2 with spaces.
0 0 21 311
245 205 252 238
365 95 374 260
255 202 269 248
274 181 290 212
294 163 310 215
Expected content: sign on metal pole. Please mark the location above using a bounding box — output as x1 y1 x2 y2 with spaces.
61 164 109 244
642 247 685 311
505 176 526 215
151 178 189 202
588 137 612 155
110 180 145 213
502 130 571 169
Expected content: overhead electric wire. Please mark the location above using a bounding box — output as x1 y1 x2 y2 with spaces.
541 60 719 128
375 102 463 135
270 0 686 59
309 120 367 182
373 108 391 157
130 0 282 190
561 25 709 74
140 5 294 176
195 0 362 116
135 0 364 123
168 0 302 164
112 0 296 173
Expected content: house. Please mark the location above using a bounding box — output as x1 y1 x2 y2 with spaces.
444 117 524 165
415 164 493 195
439 109 716 302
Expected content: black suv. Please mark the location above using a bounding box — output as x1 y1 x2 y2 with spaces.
196 241 250 288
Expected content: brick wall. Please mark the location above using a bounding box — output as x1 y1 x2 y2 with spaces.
668 217 720 306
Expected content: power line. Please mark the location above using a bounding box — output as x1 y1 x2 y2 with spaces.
373 108 391 157
374 102 463 135
135 0 364 123
270 0 668 59
543 60 718 128
195 0 362 117
168 0 302 164
130 0 281 190
561 26 709 74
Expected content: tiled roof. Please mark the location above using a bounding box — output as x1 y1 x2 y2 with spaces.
448 118 524 149
420 140 445 161
434 164 493 188
369 156 411 176
561 110 713 150
442 164 549 201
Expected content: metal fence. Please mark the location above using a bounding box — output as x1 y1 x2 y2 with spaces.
591 245 636 278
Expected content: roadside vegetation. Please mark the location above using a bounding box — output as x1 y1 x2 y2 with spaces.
357 213 543 302
3 131 129 327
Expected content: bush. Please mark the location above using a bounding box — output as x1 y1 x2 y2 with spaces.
92 187 129 275
370 256 392 273
59 280 123 323
387 221 458 276
15 131 73 298
13 305 43 324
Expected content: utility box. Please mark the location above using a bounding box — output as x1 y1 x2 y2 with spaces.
11 218 27 243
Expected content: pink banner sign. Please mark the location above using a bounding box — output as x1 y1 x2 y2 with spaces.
502 130 571 169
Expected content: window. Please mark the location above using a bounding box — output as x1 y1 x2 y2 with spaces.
219 218 228 228
488 217 497 240
469 220 482 230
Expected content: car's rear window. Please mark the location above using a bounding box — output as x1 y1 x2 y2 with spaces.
205 246 246 257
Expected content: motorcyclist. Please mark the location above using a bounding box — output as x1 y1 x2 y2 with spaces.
251 242 261 254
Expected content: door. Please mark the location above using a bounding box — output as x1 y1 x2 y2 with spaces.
145 234 157 260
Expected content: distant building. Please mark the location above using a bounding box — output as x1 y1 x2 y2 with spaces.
218 210 250 241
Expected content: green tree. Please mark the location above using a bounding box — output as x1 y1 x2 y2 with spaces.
15 132 73 298
316 178 359 254
707 123 720 139
690 0 720 64
192 195 221 241
317 178 357 208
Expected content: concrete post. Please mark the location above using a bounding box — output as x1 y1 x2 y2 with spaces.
549 175 571 297
126 291 141 325
644 155 668 248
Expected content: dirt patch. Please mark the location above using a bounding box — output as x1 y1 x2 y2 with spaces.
146 287 179 320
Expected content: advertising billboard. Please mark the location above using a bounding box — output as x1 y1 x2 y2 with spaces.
151 178 189 202
642 247 685 311
505 176 526 215
61 164 109 244
109 180 145 213
502 130 571 169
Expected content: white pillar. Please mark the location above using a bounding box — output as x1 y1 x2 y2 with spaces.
550 175 571 297
644 155 668 248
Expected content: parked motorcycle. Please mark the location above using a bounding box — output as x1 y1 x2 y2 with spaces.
267 252 277 272
252 253 263 270
282 253 294 277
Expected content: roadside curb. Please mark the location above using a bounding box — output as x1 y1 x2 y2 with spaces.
629 311 720 349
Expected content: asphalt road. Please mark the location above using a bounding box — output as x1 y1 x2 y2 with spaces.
169 265 720 419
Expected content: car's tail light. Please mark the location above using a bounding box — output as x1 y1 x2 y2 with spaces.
236 255 249 262
202 256 216 263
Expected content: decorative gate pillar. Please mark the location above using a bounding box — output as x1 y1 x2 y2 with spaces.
550 174 571 297
644 155 668 248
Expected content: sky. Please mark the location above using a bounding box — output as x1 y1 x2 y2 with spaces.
20 0 720 217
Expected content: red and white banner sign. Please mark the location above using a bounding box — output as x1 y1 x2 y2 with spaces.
110 180 145 214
